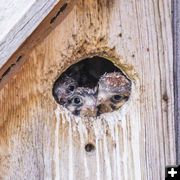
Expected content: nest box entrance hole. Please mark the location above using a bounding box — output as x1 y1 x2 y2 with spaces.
52 56 132 117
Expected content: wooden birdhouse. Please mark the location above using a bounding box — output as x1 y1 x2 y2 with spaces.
0 0 177 179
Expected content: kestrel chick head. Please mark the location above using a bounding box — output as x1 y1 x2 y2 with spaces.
65 87 98 117
53 76 78 106
97 72 131 114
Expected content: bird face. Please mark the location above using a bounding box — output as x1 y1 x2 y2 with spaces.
65 87 98 117
97 72 131 114
53 76 78 106
53 70 131 116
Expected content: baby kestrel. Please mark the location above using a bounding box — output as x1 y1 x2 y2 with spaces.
97 72 131 114
53 75 78 106
65 87 98 117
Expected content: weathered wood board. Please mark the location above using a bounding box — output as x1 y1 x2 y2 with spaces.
0 0 63 69
0 0 175 179
173 0 180 164
0 0 76 90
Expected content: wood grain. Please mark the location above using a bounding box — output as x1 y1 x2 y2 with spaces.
0 0 77 91
0 0 63 69
0 0 175 179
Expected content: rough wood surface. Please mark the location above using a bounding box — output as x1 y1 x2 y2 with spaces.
173 0 180 164
0 0 175 179
0 0 76 90
0 0 66 69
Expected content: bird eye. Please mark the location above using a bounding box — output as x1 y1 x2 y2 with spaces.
72 96 83 106
67 85 75 92
111 95 123 102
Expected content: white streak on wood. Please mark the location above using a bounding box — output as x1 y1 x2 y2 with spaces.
54 106 61 180
103 130 112 180
94 121 101 180
115 123 122 180
68 120 73 180
131 102 141 180
78 120 89 178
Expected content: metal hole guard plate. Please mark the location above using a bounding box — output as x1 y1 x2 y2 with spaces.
165 165 180 179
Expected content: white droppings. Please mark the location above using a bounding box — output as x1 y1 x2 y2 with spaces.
54 106 61 180
103 131 112 180
131 95 142 180
115 122 122 180
78 120 89 178
94 120 101 180
68 120 74 180
112 139 117 180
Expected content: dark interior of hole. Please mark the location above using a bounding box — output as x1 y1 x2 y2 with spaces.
52 56 131 117
57 56 122 88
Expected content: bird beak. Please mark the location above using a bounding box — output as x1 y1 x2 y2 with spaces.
96 97 105 106
85 105 94 111
81 103 98 117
